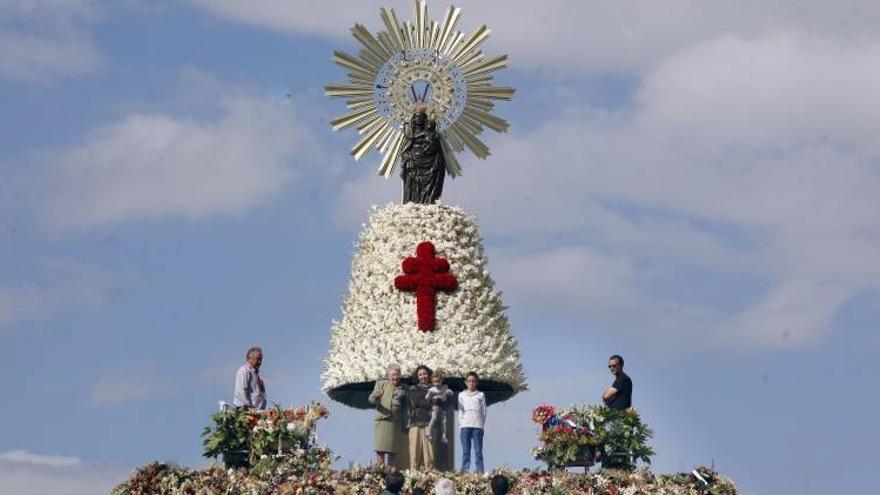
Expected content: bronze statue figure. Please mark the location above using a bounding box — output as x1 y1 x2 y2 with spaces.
400 108 446 204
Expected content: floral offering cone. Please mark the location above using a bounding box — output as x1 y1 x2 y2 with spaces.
322 203 527 408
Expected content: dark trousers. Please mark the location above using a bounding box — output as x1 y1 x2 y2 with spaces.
459 427 484 473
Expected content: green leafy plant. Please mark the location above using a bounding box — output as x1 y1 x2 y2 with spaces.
202 408 253 469
593 406 654 469
202 403 330 469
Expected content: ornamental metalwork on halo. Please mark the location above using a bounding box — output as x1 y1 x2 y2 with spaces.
325 0 515 177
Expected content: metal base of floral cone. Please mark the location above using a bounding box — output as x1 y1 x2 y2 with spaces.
327 377 515 410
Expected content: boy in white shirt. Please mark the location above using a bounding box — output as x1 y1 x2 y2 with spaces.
457 371 487 473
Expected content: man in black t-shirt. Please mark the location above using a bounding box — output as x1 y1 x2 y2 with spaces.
602 354 632 410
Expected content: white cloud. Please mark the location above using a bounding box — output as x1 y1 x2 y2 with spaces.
41 72 319 231
493 246 642 311
0 450 80 467
185 0 880 73
635 33 880 156
0 259 134 327
184 0 384 39
0 450 128 495
0 0 104 83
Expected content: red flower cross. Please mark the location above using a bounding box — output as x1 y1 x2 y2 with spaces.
394 241 458 331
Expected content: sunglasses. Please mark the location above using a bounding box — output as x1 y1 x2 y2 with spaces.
608 364 619 369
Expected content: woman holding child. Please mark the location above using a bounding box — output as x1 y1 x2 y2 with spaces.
407 365 435 470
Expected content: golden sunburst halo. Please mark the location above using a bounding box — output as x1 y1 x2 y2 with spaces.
325 0 514 177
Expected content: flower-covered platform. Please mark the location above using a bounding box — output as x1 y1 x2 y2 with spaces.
111 460 738 495
113 402 737 494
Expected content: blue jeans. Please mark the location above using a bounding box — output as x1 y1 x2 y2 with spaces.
460 427 484 473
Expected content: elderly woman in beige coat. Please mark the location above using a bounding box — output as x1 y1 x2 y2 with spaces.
368 364 408 469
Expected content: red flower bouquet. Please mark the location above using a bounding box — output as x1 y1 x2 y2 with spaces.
532 405 555 425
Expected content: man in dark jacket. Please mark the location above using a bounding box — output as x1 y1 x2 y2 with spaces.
602 354 632 410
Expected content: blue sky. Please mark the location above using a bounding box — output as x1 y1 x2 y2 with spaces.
2 1 879 494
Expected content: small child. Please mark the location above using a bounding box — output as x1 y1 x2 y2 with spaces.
425 369 454 443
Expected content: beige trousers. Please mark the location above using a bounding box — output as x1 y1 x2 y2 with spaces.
408 426 434 470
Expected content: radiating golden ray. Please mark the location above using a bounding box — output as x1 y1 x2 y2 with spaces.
374 125 397 151
380 8 405 51
466 55 509 79
332 50 375 77
358 114 386 134
440 136 462 177
463 107 509 133
451 25 491 62
351 121 391 161
379 131 405 176
346 99 375 111
437 6 461 53
429 21 439 50
442 31 464 56
351 24 389 60
377 126 399 153
331 107 378 131
454 126 491 159
404 21 415 49
466 74 495 86
347 74 374 87
414 0 426 48
443 130 466 162
469 87 516 100
377 31 396 55
468 99 495 113
326 0 514 176
325 84 373 98
458 51 484 72
457 115 484 136
358 49 384 70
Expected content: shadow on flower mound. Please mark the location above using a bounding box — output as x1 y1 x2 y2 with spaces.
328 377 515 409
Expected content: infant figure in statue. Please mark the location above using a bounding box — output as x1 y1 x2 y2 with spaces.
425 369 454 443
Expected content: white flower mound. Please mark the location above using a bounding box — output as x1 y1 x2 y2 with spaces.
322 203 527 408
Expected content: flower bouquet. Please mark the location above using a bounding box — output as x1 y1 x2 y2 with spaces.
202 402 330 469
531 404 603 470
532 404 654 471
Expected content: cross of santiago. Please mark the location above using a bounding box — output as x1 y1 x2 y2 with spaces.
394 241 458 331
